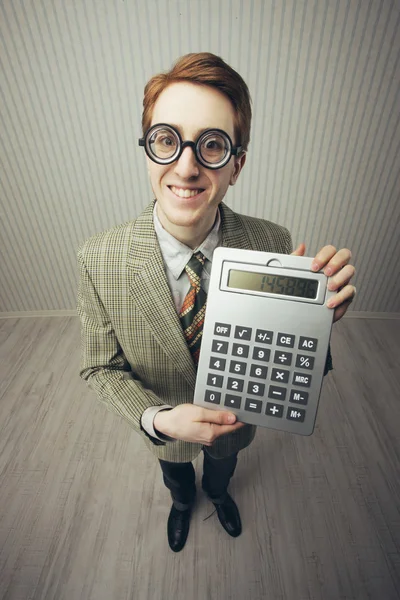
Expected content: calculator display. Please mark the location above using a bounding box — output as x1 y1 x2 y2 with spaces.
228 270 318 299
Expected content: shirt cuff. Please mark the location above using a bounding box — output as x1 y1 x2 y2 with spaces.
141 405 177 442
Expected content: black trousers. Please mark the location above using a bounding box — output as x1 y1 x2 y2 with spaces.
159 448 238 510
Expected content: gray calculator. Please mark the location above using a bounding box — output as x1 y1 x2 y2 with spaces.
193 248 336 435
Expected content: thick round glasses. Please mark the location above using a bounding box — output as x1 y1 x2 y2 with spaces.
138 123 242 170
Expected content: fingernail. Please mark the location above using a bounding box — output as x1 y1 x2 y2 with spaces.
327 300 335 308
325 267 333 276
311 262 319 271
227 415 236 423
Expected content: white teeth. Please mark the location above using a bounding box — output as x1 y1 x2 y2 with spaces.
171 186 201 198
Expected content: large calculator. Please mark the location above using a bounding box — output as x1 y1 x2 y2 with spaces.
193 248 336 435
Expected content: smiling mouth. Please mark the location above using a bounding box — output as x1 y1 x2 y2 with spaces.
169 185 205 198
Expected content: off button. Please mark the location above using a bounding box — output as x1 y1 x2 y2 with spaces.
214 323 231 337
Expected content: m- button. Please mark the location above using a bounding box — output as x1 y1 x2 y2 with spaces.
277 333 295 348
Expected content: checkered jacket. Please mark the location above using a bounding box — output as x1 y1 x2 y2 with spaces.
77 201 293 462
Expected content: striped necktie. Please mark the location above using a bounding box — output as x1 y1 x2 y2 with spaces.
179 252 207 365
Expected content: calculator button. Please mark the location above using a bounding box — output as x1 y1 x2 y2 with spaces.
212 340 229 354
234 326 252 341
255 329 273 344
277 333 295 348
247 381 265 396
207 373 224 388
205 390 221 404
295 355 315 370
214 323 231 337
289 390 309 405
286 407 306 422
232 343 249 358
266 403 284 418
298 336 318 352
227 377 244 392
274 351 293 366
268 385 287 401
252 347 270 362
249 364 268 379
209 357 226 371
224 394 241 409
229 360 247 375
245 399 262 413
271 368 290 384
292 372 312 387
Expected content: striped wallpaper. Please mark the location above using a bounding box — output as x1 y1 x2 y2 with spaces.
0 0 399 314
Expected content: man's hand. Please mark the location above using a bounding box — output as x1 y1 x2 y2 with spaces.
153 404 246 446
292 243 356 323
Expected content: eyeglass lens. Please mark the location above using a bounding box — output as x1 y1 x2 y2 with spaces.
147 126 229 164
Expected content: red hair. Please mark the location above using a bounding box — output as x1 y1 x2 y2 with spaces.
142 52 252 152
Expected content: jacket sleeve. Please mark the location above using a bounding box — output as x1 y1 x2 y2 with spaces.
76 245 168 446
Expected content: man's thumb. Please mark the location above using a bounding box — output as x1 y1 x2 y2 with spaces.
291 242 306 256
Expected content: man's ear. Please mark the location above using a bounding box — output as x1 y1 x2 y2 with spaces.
230 152 247 185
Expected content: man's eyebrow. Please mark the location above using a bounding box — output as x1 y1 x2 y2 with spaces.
168 123 221 138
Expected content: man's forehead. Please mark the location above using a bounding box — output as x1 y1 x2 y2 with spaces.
150 82 236 137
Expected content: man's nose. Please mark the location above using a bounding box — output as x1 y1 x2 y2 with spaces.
173 145 200 178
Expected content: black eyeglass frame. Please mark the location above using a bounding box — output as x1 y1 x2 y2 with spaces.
138 123 243 170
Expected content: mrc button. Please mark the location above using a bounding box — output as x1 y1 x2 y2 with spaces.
298 336 318 352
277 333 295 348
292 372 312 387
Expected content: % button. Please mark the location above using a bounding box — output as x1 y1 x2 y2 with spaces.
295 355 315 370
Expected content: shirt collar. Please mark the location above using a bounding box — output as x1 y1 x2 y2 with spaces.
153 203 221 280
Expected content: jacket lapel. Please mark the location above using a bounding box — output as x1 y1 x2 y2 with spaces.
127 202 197 388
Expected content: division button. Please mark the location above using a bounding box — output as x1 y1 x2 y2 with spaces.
266 403 283 418
274 350 293 366
277 333 295 348
289 390 309 405
295 355 315 370
245 398 262 413
268 385 287 401
234 326 252 341
214 323 231 337
224 394 241 409
286 407 306 422
292 372 312 388
205 390 221 404
271 368 290 383
255 329 273 344
298 336 318 352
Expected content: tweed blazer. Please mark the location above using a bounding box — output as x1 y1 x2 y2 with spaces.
77 201 293 462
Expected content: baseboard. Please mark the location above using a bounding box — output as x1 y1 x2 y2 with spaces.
0 309 399 320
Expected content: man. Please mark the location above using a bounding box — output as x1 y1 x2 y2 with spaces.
77 53 356 552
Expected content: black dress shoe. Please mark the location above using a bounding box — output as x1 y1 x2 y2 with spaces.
212 493 242 537
167 505 191 552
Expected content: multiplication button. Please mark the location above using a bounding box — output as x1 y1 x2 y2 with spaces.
271 368 290 384
214 323 231 337
255 329 273 344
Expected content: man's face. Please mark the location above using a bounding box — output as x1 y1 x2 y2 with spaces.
146 82 246 242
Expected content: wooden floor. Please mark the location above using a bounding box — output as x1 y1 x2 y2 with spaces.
0 316 399 600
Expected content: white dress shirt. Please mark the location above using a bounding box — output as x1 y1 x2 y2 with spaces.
140 203 221 442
